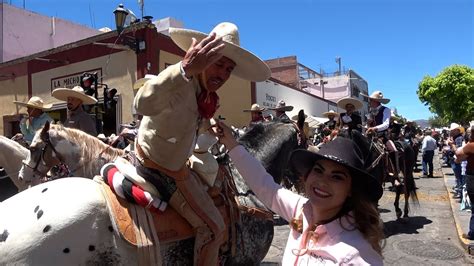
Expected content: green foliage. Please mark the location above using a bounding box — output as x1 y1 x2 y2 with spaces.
428 115 447 128
417 65 474 124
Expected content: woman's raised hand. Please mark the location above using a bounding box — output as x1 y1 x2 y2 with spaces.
210 120 239 151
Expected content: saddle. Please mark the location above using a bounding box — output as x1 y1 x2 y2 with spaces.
100 165 236 246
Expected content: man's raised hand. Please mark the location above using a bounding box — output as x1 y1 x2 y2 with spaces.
181 32 225 78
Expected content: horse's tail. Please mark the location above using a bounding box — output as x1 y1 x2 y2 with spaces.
402 141 419 205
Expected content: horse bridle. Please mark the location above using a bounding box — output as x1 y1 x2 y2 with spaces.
22 132 65 178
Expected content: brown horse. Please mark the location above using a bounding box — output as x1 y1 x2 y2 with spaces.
350 130 418 219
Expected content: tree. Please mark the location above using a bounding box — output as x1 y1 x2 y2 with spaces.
428 115 447 128
417 65 474 124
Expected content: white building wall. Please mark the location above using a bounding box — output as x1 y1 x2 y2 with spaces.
255 80 337 119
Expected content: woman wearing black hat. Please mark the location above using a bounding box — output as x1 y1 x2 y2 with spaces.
212 121 384 265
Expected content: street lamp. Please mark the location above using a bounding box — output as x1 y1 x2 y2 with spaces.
110 3 146 53
113 4 128 34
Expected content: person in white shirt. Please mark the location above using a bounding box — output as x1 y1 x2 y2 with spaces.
421 130 437 177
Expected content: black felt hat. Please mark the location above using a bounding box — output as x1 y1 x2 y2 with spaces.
290 137 383 201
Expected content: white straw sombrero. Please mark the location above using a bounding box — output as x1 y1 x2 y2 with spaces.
336 97 363 110
322 110 339 117
360 91 390 104
169 22 271 82
52 86 97 105
13 96 52 110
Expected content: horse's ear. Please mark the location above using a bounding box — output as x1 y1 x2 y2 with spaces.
40 121 50 140
297 110 305 131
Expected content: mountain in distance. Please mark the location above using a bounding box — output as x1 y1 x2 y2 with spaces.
414 119 429 128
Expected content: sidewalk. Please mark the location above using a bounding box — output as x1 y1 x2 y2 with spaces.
439 153 474 254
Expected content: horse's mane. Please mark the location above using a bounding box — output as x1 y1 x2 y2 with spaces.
49 124 125 163
238 122 297 167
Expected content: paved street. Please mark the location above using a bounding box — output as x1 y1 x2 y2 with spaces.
262 151 474 265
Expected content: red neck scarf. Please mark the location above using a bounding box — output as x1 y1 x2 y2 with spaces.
197 90 219 119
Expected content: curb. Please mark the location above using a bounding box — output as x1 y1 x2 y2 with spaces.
440 157 474 255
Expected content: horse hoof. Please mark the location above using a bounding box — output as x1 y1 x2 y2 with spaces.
396 209 402 219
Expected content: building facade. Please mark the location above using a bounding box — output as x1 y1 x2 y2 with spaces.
0 3 101 63
265 55 370 119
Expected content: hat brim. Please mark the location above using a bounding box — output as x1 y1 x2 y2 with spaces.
243 109 265 112
336 98 363 110
269 106 294 112
170 28 271 82
13 101 52 110
290 149 382 201
322 112 339 117
133 78 149 90
52 88 97 105
360 93 390 104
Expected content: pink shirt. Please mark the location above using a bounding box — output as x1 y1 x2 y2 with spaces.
229 145 383 265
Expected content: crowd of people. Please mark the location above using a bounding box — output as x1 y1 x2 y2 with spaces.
8 20 474 265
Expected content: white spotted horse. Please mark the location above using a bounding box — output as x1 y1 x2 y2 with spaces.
19 122 125 184
2 114 307 265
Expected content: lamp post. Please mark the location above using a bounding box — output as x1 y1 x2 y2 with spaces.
111 3 145 53
113 4 128 34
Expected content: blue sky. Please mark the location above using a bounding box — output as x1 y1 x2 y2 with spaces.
9 0 473 120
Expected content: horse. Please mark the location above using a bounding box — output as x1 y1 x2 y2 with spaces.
350 130 418 219
19 121 125 184
2 117 306 265
0 135 30 193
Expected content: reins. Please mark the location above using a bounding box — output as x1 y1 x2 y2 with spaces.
23 130 123 179
365 135 386 172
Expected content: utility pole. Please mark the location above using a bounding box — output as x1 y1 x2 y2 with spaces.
138 0 144 19
336 57 341 75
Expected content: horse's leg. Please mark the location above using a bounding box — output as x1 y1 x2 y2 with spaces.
403 188 410 218
394 186 402 219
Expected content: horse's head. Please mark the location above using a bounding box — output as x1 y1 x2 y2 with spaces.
19 122 69 183
237 110 307 187
349 130 385 184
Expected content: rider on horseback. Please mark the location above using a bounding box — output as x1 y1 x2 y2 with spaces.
133 22 270 265
402 120 417 145
336 97 363 136
13 96 54 146
269 100 294 123
364 91 402 187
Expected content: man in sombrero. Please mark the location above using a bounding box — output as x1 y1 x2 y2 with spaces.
52 86 98 136
322 110 339 130
269 99 293 123
243 103 265 127
336 97 363 135
13 96 54 145
363 90 401 183
133 22 270 265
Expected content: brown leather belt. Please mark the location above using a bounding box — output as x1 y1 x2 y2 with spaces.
135 143 188 180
